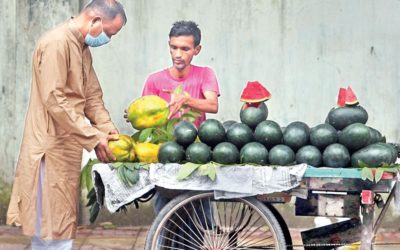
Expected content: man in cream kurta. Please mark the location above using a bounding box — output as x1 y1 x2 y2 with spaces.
7 0 127 246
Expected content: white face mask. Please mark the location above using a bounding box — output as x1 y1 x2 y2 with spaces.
84 21 110 47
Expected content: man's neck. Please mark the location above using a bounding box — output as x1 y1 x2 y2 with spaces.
169 65 192 79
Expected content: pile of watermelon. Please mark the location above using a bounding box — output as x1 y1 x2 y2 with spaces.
158 82 398 168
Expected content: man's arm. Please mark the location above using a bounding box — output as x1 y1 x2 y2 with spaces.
37 41 115 162
168 90 218 117
84 61 118 134
169 67 220 117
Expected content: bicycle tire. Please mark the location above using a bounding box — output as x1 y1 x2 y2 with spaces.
145 191 287 250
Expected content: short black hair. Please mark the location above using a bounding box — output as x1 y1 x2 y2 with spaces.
169 21 201 47
83 0 127 25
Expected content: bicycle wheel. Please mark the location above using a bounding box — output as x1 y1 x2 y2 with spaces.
145 191 287 250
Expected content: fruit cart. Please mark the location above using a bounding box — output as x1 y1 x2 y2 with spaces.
91 163 399 250
87 84 400 249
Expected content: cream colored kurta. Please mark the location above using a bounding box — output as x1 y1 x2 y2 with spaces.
7 18 116 240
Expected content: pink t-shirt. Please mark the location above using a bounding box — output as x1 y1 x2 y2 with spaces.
142 65 220 127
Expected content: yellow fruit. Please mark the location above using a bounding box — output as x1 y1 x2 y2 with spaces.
134 142 160 163
127 95 169 130
108 135 135 162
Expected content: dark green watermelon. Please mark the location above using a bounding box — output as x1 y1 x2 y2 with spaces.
198 119 225 147
269 144 295 166
240 142 268 165
376 143 398 163
310 124 338 150
326 106 368 130
338 123 370 151
254 120 283 149
158 141 185 164
351 143 396 168
186 142 212 164
226 123 253 149
296 145 322 167
240 102 268 129
322 143 350 168
283 121 310 151
222 120 237 132
212 142 240 165
174 120 198 147
367 127 385 145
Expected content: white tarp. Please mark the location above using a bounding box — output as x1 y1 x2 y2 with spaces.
92 163 308 213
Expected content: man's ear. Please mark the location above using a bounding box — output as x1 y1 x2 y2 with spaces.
91 16 102 26
194 45 202 55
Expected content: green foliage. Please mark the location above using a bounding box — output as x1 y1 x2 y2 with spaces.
177 162 201 181
110 162 148 187
80 159 100 192
177 162 220 181
135 110 201 144
359 161 400 183
86 187 100 224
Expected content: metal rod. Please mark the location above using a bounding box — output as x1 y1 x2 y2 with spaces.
373 182 397 237
361 204 374 250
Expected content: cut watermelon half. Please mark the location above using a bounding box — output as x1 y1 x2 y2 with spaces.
345 86 359 106
240 81 271 103
337 87 346 107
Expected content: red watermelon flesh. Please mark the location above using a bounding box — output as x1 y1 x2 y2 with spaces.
337 87 346 107
345 86 359 106
240 81 271 103
242 102 261 109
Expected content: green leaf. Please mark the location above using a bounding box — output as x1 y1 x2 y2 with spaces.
358 160 370 168
196 163 217 181
138 128 155 143
86 187 96 199
117 165 128 185
111 162 124 169
374 168 384 183
151 128 169 144
207 164 217 181
174 84 184 94
177 162 201 181
361 167 374 182
198 163 211 176
80 159 100 192
124 162 141 171
166 118 179 137
141 164 150 171
86 189 97 207
380 163 390 168
131 131 141 142
181 112 197 120
379 167 399 173
89 202 100 224
124 168 140 186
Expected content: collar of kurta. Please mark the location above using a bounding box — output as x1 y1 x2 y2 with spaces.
68 17 86 49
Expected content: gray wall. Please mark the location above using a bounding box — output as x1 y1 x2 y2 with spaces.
1 0 83 183
96 0 400 138
1 0 400 222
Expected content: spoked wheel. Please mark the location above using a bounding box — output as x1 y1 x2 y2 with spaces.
145 192 287 250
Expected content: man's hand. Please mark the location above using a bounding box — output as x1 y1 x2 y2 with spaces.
168 94 190 118
163 88 190 118
94 133 119 163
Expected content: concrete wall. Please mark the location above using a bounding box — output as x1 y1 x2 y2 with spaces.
1 0 400 224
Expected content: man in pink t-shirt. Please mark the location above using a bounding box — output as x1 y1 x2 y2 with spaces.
142 20 220 128
142 21 220 216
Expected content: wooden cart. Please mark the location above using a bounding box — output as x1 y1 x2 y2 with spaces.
144 167 398 250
